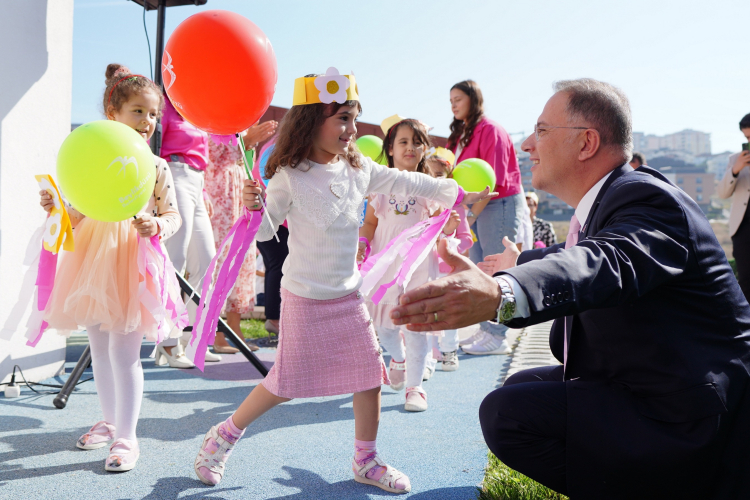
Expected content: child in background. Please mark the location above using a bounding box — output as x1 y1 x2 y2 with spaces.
359 118 461 411
424 147 473 372
39 64 181 472
193 69 493 493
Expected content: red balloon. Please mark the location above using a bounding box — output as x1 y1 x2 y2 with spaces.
162 10 277 135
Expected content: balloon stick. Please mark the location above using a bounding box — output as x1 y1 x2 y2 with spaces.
236 133 279 242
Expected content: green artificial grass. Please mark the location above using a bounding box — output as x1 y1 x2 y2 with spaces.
729 258 739 279
240 318 272 339
478 452 568 500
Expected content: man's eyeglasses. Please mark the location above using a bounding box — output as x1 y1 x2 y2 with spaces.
534 124 589 140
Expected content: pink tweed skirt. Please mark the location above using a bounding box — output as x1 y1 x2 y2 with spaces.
262 288 390 398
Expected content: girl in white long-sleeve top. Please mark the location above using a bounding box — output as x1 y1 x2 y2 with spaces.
192 68 493 494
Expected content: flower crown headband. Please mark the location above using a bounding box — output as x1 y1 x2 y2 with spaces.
292 67 359 106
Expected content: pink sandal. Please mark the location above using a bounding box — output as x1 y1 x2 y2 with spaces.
76 421 115 450
352 454 411 494
194 424 237 486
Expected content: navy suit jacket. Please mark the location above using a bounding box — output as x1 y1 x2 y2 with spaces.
502 164 750 499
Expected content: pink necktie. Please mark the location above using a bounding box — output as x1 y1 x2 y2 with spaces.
565 214 581 249
563 214 581 372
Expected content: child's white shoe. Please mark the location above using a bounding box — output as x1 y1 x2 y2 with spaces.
388 359 406 391
194 424 236 486
441 350 459 371
76 421 115 450
105 438 139 472
155 343 195 368
352 455 411 494
404 387 428 412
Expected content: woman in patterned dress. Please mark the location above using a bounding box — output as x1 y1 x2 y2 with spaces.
205 121 276 350
526 191 557 248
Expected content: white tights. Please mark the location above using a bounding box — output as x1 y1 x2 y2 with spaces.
86 325 144 443
377 326 429 389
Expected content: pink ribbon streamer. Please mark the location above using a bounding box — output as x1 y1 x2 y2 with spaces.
137 235 189 344
26 247 57 347
187 208 262 371
360 208 451 305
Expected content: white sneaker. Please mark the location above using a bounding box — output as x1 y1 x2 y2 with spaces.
462 331 512 355
458 329 483 346
422 363 435 382
441 351 459 371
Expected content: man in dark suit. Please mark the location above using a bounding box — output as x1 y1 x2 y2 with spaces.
388 78 750 499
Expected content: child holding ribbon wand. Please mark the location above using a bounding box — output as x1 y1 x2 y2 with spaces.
193 68 495 493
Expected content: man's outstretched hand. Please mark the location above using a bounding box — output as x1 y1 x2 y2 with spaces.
389 238 501 332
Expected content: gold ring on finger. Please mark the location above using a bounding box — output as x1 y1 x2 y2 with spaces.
434 312 439 323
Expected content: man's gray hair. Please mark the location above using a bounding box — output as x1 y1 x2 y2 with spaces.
553 78 633 161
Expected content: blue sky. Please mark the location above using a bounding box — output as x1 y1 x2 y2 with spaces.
73 0 750 154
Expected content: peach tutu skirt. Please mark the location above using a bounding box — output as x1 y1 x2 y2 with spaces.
43 218 163 340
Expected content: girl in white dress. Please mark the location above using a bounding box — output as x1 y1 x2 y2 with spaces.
359 119 460 412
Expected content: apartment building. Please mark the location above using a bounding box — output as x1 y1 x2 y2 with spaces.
659 166 715 211
633 129 711 157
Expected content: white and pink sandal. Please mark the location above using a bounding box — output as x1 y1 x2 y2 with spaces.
352 455 411 494
105 438 140 472
388 359 406 391
194 424 236 486
76 421 115 450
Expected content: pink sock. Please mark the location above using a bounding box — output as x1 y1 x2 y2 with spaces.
354 439 387 481
199 415 244 485
217 415 244 444
354 439 409 490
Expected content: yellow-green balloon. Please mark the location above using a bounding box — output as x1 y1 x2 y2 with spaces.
356 135 387 165
57 121 156 222
452 158 497 192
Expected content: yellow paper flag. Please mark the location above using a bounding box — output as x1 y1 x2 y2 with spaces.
35 174 74 254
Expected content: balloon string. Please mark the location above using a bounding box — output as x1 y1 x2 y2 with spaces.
236 133 279 243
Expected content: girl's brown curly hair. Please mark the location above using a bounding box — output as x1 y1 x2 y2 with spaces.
102 63 164 117
264 95 363 179
379 119 433 174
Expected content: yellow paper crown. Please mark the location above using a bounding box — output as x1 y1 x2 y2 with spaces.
381 115 434 136
293 67 359 106
380 114 406 135
425 147 456 167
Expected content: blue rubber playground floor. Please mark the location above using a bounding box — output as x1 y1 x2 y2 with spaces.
0 328 511 499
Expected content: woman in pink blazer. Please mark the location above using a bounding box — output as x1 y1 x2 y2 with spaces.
447 80 524 355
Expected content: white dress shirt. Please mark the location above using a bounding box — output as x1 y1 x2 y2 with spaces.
500 170 615 319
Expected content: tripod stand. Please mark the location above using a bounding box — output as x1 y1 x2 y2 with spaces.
52 271 268 409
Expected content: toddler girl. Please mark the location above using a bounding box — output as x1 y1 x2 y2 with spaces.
424 147 473 372
39 64 182 472
359 120 461 411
